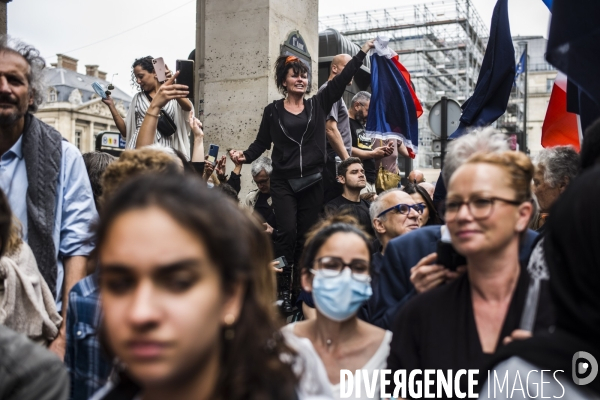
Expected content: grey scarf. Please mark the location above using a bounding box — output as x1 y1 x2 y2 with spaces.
21 114 63 297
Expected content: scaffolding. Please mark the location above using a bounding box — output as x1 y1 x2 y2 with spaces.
319 0 489 168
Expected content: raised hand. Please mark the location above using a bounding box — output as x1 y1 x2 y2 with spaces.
151 71 189 109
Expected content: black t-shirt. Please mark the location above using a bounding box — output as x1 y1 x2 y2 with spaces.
254 192 277 229
281 107 308 143
324 195 374 236
349 118 376 183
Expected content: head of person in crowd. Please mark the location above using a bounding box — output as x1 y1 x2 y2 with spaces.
274 55 310 97
82 152 117 210
219 183 238 203
580 117 600 170
328 54 353 84
130 56 159 94
337 157 366 195
0 35 46 126
419 181 435 199
408 169 425 184
96 173 298 399
349 91 371 124
300 215 373 321
402 182 442 227
442 127 510 186
532 146 579 213
446 151 533 263
250 156 272 194
370 188 421 253
100 148 180 207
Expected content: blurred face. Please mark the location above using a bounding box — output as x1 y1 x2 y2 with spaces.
302 232 370 291
446 163 531 258
0 51 33 126
253 170 270 194
283 68 308 96
99 206 242 387
134 65 158 93
355 100 370 124
373 191 420 241
532 167 561 212
339 163 366 190
410 192 429 226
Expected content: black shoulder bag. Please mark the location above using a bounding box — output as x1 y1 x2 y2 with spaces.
144 92 177 138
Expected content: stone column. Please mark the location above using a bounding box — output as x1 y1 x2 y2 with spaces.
0 0 11 35
200 0 318 195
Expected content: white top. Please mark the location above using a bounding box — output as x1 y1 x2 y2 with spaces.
282 323 393 400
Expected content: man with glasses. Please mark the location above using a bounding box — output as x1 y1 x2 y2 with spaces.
365 127 539 329
348 91 392 193
324 157 375 236
358 189 422 321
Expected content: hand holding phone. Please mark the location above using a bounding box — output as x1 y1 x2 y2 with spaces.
272 256 287 269
436 240 467 272
207 144 219 166
175 59 194 98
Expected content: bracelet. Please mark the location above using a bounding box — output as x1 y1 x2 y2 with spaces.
146 111 160 118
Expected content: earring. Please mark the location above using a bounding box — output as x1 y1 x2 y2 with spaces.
224 314 235 340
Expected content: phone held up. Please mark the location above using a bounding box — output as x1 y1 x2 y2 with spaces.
175 59 194 98
152 57 167 83
208 144 219 166
436 240 466 272
272 256 287 269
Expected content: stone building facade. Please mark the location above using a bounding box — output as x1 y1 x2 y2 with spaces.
35 54 131 153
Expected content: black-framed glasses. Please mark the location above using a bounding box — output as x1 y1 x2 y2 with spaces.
253 178 269 186
310 256 371 282
377 203 424 218
444 196 522 222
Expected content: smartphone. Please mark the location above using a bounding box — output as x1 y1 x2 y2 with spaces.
273 256 287 269
175 59 194 98
208 144 219 166
436 240 466 271
91 82 107 99
153 57 167 83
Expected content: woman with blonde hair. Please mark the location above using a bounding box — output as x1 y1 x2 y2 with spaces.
387 151 555 398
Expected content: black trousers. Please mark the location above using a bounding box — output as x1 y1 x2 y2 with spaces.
270 177 324 294
323 155 343 204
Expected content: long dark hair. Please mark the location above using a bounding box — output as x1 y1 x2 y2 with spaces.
274 55 310 96
95 173 297 399
403 182 442 226
130 56 154 91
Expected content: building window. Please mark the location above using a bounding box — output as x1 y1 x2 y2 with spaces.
47 87 57 102
74 130 82 151
547 78 555 92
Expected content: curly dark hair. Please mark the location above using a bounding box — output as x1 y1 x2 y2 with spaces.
130 56 154 92
274 55 310 96
95 172 298 399
0 35 46 112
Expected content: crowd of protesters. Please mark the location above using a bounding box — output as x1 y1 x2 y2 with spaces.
0 32 599 400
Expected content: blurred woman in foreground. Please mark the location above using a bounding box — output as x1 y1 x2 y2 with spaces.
91 173 306 400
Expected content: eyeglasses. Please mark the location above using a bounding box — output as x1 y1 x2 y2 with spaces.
444 196 522 222
310 256 371 282
377 203 424 218
253 178 269 186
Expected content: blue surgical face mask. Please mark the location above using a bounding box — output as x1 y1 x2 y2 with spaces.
311 267 372 322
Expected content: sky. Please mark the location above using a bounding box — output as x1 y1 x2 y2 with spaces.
8 0 550 97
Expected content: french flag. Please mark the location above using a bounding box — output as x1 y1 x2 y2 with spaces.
542 72 580 150
365 36 422 158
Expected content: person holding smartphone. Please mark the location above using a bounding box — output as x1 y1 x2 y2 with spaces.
101 56 193 158
229 39 375 305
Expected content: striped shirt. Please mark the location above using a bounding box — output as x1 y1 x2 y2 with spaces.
127 93 177 149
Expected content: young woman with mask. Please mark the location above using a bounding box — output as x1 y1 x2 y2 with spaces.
101 56 193 157
282 216 392 399
91 173 306 400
